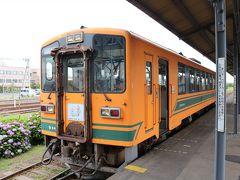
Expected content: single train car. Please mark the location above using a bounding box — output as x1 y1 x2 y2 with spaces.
40 28 215 172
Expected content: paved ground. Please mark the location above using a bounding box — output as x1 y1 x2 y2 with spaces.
109 94 240 180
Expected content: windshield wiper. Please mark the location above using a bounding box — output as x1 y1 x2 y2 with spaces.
103 93 112 102
48 84 55 100
97 83 112 102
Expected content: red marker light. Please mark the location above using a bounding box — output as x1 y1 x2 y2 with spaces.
110 109 120 117
41 105 46 112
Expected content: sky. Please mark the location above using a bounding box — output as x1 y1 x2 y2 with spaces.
0 0 233 82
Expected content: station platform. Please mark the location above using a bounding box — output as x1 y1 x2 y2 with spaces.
109 94 240 180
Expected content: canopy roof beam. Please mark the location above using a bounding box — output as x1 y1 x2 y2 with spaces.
173 0 215 48
180 14 233 40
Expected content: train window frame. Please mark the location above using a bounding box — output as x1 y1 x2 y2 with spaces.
41 41 59 92
178 63 187 94
92 34 126 94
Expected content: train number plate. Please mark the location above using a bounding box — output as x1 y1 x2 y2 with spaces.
68 103 84 121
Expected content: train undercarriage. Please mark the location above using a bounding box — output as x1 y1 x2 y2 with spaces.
42 102 215 178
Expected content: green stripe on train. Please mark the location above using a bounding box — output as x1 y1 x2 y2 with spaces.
41 122 138 141
93 121 142 128
41 122 56 132
93 129 136 141
41 117 56 122
175 93 215 112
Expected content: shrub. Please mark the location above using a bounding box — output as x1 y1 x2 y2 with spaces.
0 122 31 158
0 114 29 124
27 113 44 145
0 112 44 158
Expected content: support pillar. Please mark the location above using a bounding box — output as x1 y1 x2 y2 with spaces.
233 15 238 134
213 0 227 180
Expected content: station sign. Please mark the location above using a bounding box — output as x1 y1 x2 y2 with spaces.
217 57 226 132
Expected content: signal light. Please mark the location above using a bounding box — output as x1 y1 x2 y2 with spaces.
101 107 121 119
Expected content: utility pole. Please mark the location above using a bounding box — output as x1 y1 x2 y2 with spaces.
22 58 30 88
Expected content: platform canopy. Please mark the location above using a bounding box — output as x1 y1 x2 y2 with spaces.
127 0 239 75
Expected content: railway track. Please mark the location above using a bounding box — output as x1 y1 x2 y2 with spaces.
0 99 40 115
0 159 69 180
0 159 111 180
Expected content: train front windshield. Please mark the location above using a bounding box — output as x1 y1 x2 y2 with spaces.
93 35 126 93
41 42 59 92
41 34 126 93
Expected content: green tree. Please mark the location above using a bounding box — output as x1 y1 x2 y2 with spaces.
35 83 40 89
30 83 36 89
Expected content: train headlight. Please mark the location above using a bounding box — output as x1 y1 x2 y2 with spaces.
47 105 54 113
101 108 110 117
101 107 121 119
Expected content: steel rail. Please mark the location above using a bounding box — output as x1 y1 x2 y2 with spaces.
0 159 49 180
0 107 40 115
49 168 72 180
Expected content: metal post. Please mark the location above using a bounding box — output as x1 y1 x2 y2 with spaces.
238 47 240 114
233 14 238 134
213 0 226 180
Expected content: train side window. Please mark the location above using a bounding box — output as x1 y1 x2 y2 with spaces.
146 61 152 94
206 73 209 90
213 75 215 89
196 70 201 92
201 71 206 90
159 63 167 86
178 63 186 94
189 67 196 92
209 74 213 90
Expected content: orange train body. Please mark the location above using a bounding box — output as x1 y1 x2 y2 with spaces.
40 28 215 169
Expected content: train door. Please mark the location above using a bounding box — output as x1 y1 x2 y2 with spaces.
145 54 154 131
62 54 85 138
159 59 168 133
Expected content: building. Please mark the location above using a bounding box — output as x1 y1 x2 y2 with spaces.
0 65 40 88
30 68 40 85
